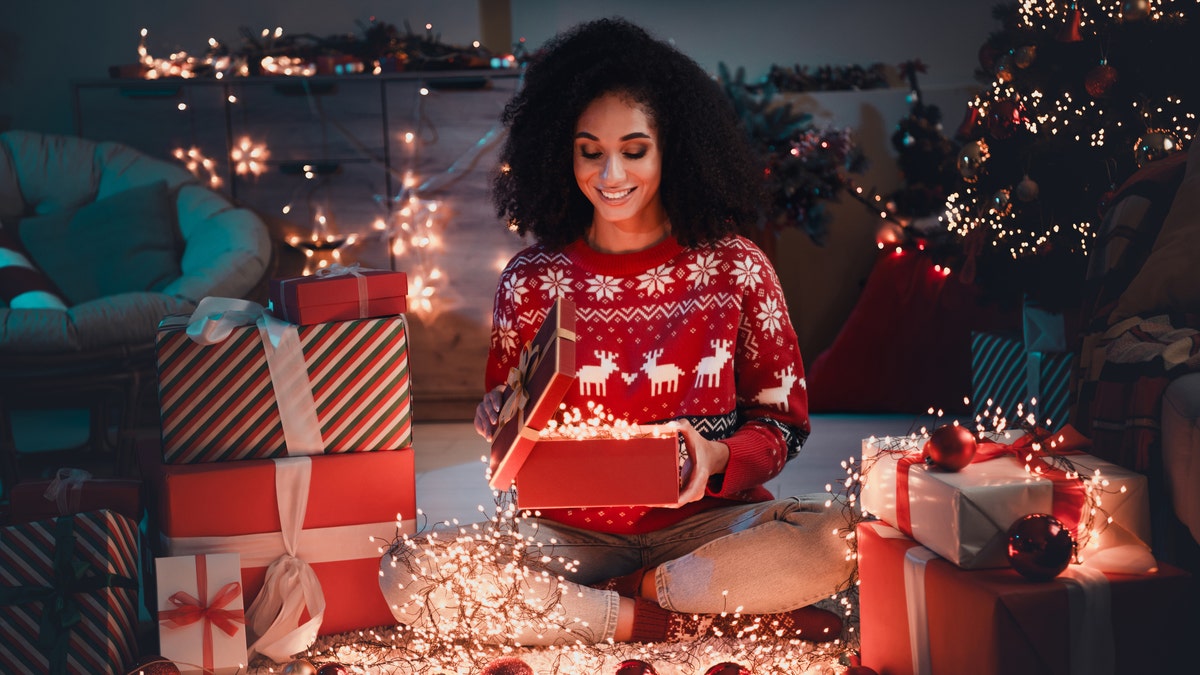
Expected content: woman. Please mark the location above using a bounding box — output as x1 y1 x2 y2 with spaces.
383 17 851 646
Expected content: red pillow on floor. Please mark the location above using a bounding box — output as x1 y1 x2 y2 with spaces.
0 225 68 310
807 249 1014 414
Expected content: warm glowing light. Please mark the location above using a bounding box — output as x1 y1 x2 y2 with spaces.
230 136 269 177
171 145 222 188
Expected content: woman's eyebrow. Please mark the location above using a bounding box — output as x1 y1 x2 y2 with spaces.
573 131 652 141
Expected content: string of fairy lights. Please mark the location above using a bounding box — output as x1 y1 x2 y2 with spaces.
228 397 1129 674
846 0 1200 281
136 23 519 308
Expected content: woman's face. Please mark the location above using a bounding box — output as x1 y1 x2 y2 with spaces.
573 92 666 234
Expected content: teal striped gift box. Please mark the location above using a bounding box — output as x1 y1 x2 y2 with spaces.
971 331 1073 428
156 314 413 464
0 510 139 675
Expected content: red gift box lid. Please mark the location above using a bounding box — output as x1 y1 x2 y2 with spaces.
488 297 577 489
269 268 407 323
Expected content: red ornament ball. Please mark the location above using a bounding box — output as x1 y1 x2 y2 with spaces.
281 660 319 675
923 424 978 472
616 660 659 675
482 657 535 675
317 664 349 675
987 99 1025 139
1085 63 1118 98
978 43 999 72
1007 513 1075 581
704 663 752 675
132 656 182 675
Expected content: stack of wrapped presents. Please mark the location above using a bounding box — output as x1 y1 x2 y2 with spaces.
1 265 415 673
856 425 1189 674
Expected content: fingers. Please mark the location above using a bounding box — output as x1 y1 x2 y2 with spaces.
474 385 510 442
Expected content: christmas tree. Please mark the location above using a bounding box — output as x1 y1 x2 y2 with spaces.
887 61 961 222
719 63 867 248
941 0 1200 311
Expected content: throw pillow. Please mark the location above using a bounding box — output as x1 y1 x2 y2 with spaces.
16 180 183 306
1111 135 1200 323
0 224 68 310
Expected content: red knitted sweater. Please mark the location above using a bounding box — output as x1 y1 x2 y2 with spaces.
485 235 810 534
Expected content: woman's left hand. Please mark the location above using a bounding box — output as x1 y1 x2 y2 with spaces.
666 419 730 506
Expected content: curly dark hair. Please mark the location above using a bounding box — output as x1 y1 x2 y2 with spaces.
491 17 763 250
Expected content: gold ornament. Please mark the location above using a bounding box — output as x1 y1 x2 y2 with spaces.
282 660 319 675
994 54 1015 83
990 188 1013 217
1122 0 1150 21
956 139 990 183
1133 130 1182 168
1014 45 1037 68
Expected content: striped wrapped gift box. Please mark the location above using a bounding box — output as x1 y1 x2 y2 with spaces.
971 331 1073 428
0 510 140 674
156 314 413 464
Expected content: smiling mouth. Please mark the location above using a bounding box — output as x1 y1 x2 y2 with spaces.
600 188 633 200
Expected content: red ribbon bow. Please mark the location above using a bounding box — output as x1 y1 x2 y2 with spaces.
896 424 1090 538
158 555 245 671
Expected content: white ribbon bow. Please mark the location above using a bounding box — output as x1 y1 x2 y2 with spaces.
315 262 370 319
44 468 92 514
244 457 327 663
186 297 324 455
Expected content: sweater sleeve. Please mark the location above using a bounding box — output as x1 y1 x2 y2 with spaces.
708 242 811 498
484 259 527 394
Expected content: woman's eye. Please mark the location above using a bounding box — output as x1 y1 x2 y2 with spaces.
623 150 647 160
580 149 602 160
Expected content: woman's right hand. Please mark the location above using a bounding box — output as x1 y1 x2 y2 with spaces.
474 385 510 442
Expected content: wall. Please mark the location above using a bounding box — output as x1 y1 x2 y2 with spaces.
1 1 997 135
0 0 1002 415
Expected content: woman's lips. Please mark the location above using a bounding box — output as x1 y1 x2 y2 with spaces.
599 187 634 201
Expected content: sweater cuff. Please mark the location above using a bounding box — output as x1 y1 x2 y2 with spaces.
708 423 787 498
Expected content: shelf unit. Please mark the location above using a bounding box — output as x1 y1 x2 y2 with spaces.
73 71 528 419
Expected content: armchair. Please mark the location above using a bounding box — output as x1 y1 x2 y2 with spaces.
0 130 272 493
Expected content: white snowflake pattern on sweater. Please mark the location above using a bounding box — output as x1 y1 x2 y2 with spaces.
485 235 809 534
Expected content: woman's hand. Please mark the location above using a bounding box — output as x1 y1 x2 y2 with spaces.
667 419 730 506
474 385 510 442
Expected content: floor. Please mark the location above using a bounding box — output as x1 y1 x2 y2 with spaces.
410 412 936 525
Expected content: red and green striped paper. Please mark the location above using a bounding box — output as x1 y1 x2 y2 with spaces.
0 510 140 674
156 315 413 463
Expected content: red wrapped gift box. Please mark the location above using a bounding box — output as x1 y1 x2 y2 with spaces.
8 470 142 525
152 451 416 653
488 297 684 509
0 509 140 674
857 520 1189 675
269 268 407 325
156 309 412 463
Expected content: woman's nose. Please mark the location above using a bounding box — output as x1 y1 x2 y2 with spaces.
601 155 626 182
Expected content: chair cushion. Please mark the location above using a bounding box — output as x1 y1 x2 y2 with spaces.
1111 131 1200 322
16 180 183 305
0 224 67 310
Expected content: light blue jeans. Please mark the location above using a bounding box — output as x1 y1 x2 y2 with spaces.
379 495 852 645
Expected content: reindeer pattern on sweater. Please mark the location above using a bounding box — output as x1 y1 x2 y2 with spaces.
485 235 810 533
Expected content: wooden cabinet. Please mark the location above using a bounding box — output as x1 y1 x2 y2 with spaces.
74 72 528 419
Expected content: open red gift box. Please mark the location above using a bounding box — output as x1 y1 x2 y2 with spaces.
269 267 407 325
488 297 684 509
